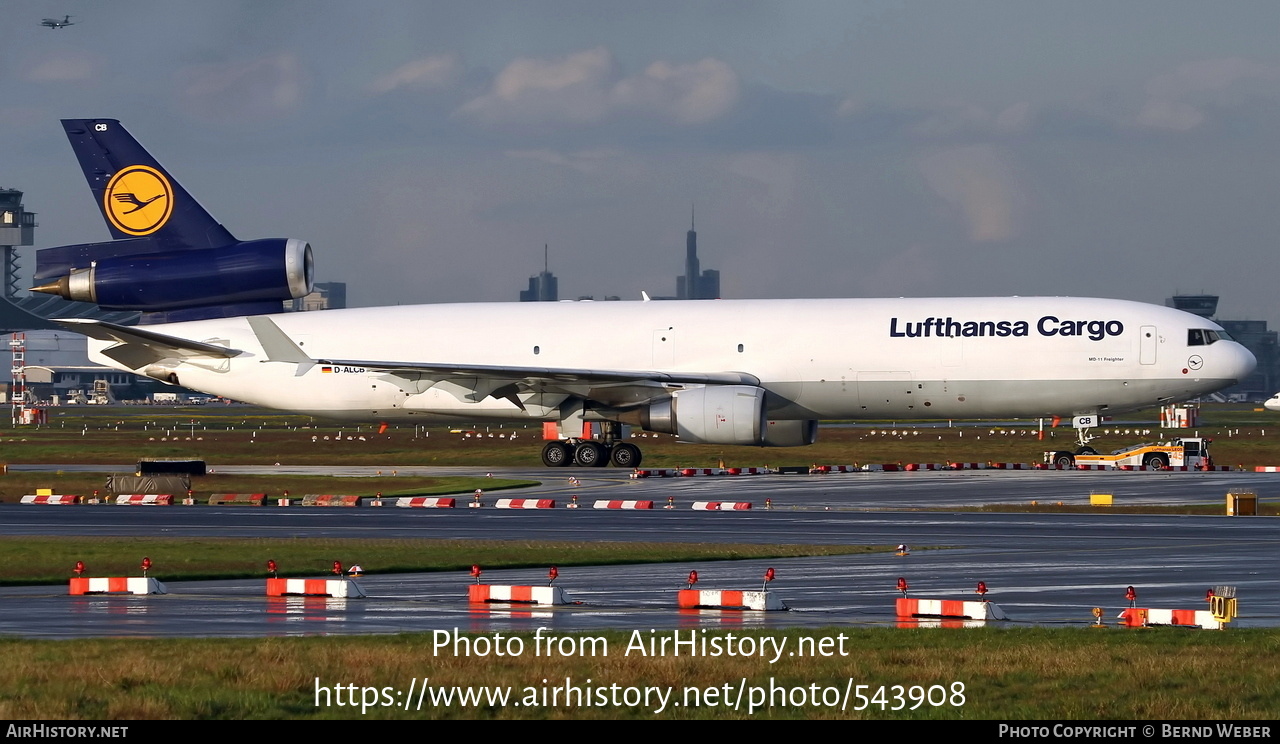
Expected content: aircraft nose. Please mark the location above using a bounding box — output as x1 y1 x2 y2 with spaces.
1227 342 1256 383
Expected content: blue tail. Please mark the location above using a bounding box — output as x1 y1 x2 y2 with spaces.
35 119 313 323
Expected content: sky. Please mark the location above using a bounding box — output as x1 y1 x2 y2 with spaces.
4 1 1280 326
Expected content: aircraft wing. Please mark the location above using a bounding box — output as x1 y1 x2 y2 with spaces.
55 318 242 369
241 316 757 410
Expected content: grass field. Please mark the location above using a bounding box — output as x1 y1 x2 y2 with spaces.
5 402 1280 469
0 537 887 585
1 628 1276 719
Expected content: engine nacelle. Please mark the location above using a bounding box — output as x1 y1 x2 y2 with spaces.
641 385 767 445
34 238 313 311
762 419 818 447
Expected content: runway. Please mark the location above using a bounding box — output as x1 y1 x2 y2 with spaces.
1 468 1277 637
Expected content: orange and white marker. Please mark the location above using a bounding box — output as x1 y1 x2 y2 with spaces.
266 578 366 598
70 577 167 595
494 498 556 509
115 494 173 505
691 501 752 511
677 589 785 611
592 500 654 509
468 584 570 605
896 598 1006 620
1117 607 1223 630
21 494 78 504
394 497 456 508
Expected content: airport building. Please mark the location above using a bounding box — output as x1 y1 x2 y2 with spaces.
290 282 347 312
1166 294 1278 399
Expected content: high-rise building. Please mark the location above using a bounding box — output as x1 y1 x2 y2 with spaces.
519 245 559 302
291 282 347 312
676 208 719 300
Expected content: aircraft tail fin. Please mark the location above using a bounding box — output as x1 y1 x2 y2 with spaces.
60 119 236 250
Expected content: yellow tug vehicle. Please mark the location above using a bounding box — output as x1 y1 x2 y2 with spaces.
1045 437 1211 470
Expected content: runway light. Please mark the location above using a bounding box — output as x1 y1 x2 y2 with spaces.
1206 588 1215 603
471 564 482 584
976 580 988 599
548 566 559 586
332 561 343 576
141 557 152 577
762 567 775 591
267 559 278 577
74 560 84 577
897 577 908 596
687 570 698 589
1125 585 1137 607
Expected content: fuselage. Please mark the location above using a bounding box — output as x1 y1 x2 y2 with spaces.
85 296 1255 427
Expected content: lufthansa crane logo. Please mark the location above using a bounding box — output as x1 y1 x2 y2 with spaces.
103 165 173 236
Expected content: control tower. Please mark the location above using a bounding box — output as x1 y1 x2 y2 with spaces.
0 189 36 300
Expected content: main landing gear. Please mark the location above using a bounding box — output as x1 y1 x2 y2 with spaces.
540 439 643 468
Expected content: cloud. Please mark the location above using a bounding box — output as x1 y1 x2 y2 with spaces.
1133 58 1280 132
176 54 305 122
916 145 1020 243
369 54 461 94
26 54 97 82
457 47 739 128
504 148 622 173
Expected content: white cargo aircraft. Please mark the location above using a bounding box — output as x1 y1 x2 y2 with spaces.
1265 394 1280 412
38 120 1256 467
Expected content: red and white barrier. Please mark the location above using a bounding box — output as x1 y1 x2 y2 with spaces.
468 584 569 605
1256 466 1280 472
861 464 903 472
1075 464 1111 471
21 494 78 505
630 469 680 478
987 463 1035 470
677 590 784 611
1118 607 1222 630
895 598 1006 620
592 500 654 509
115 494 173 506
69 577 167 595
680 468 724 477
494 498 556 509
946 463 988 470
810 464 859 473
266 578 366 598
691 501 752 511
724 467 770 475
903 463 945 471
395 497 456 508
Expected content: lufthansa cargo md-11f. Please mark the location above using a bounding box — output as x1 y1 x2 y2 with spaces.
35 120 1255 467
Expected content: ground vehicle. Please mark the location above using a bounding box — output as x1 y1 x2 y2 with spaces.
1045 437 1211 469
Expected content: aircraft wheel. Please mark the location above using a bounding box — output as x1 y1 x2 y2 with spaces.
1052 452 1075 468
541 441 573 467
574 441 606 467
610 442 642 468
1076 446 1098 455
1143 453 1168 470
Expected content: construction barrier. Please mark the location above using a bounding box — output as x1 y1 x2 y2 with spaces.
677 590 784 611
20 494 78 505
680 468 724 476
208 493 267 506
494 498 556 509
115 494 173 506
1255 466 1280 472
395 497 457 508
861 464 903 472
809 465 859 473
266 578 366 598
691 501 752 511
301 495 361 507
468 584 570 605
592 500 654 509
630 469 680 478
987 463 1035 470
895 598 1007 620
724 467 770 475
903 463 945 471
69 577 167 595
947 463 988 470
1118 607 1222 630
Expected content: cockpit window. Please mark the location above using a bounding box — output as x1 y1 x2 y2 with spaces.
1188 329 1226 346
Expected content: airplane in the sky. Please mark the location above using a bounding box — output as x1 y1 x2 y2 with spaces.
41 15 74 29
33 119 1256 467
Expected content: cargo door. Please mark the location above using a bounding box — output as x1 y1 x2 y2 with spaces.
1139 325 1157 365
